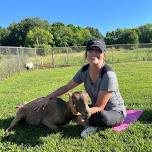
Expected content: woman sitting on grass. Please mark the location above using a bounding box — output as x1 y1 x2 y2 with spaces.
33 39 126 138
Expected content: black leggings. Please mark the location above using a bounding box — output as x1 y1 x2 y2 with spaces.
89 110 125 128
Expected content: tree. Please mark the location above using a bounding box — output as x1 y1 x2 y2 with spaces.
120 29 139 44
51 24 73 47
105 28 139 44
0 27 4 45
74 28 92 46
112 29 139 44
0 27 9 46
86 26 103 39
6 17 51 46
25 27 53 55
105 30 118 44
50 24 92 47
138 24 152 43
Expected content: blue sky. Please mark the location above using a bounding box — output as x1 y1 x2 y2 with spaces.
0 0 152 36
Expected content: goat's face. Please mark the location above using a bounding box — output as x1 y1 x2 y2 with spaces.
71 92 91 118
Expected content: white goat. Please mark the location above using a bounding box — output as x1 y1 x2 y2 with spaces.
25 62 34 70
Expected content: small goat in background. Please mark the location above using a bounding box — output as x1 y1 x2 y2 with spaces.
25 62 34 70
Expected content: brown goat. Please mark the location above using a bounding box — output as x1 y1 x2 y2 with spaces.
5 92 90 136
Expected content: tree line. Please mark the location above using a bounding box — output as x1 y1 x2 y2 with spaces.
0 17 152 49
105 24 152 45
0 17 102 48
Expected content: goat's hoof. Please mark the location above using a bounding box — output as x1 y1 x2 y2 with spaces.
4 128 11 137
51 127 59 133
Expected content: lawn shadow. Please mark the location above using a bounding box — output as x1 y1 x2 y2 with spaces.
0 118 82 147
61 124 83 139
139 109 152 124
0 117 56 146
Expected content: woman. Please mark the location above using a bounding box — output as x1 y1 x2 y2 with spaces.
34 39 126 138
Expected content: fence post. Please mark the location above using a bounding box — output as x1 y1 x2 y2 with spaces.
136 45 138 61
7 48 11 78
16 47 21 72
51 48 55 68
66 47 69 65
35 48 38 69
111 49 114 63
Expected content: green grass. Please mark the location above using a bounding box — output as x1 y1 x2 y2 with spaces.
0 61 152 152
33 48 152 66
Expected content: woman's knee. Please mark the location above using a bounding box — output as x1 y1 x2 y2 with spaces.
88 111 109 127
100 110 123 126
99 111 113 126
89 110 122 127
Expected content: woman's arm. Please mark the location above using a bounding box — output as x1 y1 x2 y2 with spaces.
88 91 112 115
75 91 112 126
45 80 80 99
33 80 80 111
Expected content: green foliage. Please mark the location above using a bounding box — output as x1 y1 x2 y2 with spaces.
105 24 152 45
138 24 152 43
50 23 92 47
51 23 74 47
0 61 152 151
3 17 51 47
25 27 53 48
0 27 9 45
74 28 92 46
105 29 139 44
105 30 118 44
85 26 104 39
0 18 101 47
118 29 139 44
1 18 152 47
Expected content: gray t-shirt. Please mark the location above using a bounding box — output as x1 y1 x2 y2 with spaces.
73 64 126 117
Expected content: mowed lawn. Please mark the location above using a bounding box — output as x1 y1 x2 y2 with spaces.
0 61 152 152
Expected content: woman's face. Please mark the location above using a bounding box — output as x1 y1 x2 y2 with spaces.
86 47 104 65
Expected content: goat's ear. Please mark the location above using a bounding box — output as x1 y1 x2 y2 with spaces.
82 90 86 94
81 91 89 98
68 92 72 97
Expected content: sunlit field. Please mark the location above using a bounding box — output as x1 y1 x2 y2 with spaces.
0 61 152 151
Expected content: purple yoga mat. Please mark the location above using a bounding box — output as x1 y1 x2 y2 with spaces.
112 110 144 132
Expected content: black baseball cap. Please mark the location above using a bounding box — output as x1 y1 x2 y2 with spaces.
86 39 106 52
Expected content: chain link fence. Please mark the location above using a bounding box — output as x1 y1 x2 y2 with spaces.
0 43 152 80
